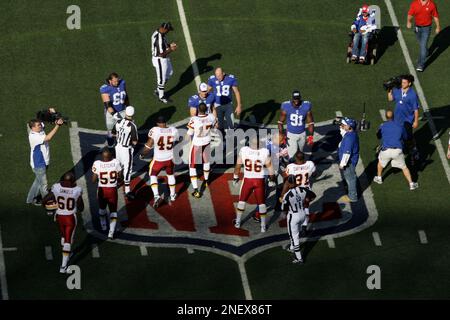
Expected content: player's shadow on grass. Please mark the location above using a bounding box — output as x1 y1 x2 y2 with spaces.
70 234 106 265
239 100 281 126
375 26 398 63
166 53 222 98
425 26 450 70
138 106 177 131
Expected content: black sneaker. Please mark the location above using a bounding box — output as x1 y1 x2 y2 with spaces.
32 198 42 206
292 258 304 264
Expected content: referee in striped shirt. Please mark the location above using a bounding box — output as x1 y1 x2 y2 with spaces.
112 106 138 200
151 22 177 104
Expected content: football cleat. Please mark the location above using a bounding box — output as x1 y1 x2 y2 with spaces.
192 189 201 199
373 176 383 184
108 230 114 240
125 192 136 201
261 225 267 233
409 182 419 191
159 97 172 104
59 266 68 274
233 219 241 229
170 193 177 202
153 196 163 208
252 212 261 223
292 258 304 265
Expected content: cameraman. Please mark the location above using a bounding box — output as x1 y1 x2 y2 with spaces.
338 118 360 203
387 75 420 163
26 118 64 205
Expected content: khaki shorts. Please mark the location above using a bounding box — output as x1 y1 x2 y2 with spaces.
379 148 406 169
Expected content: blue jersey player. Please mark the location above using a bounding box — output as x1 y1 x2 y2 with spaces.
188 82 217 117
207 67 242 131
387 74 420 163
100 72 130 147
278 90 315 158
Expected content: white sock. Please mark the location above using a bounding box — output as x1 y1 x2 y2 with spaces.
236 201 246 223
62 243 71 267
190 168 198 189
157 86 164 99
259 204 267 228
168 175 176 196
203 163 210 181
150 176 159 198
109 212 118 233
125 184 131 194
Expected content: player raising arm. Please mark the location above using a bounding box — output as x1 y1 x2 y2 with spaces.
233 136 276 233
139 116 179 208
42 172 84 273
91 148 122 239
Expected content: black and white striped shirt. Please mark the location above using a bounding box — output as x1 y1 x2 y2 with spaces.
282 187 314 214
112 119 138 147
151 30 169 57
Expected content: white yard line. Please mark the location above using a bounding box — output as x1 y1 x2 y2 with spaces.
45 246 53 260
379 109 387 121
326 236 336 248
0 226 10 300
236 259 253 300
140 245 149 256
176 0 201 89
418 230 428 244
385 0 450 185
91 244 100 258
372 232 382 247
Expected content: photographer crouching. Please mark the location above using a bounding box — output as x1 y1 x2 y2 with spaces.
26 108 66 205
385 74 420 165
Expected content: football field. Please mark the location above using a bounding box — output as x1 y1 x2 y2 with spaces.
1 0 450 299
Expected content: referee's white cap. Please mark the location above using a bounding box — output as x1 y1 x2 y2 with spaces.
199 82 208 92
125 106 135 117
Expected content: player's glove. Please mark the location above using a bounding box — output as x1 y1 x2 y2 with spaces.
170 42 177 51
306 135 314 147
139 153 145 160
112 112 122 121
233 174 240 187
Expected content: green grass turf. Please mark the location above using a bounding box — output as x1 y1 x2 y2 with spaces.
1 0 449 299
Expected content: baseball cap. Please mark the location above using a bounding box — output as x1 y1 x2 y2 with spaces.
292 90 302 100
161 22 173 31
341 117 357 129
156 115 166 124
362 4 369 13
125 106 135 117
199 82 208 92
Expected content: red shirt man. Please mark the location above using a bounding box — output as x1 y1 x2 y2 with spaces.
407 0 441 33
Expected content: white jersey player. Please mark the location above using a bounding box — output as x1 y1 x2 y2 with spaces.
140 116 179 207
43 172 84 273
187 103 217 198
284 151 316 189
91 148 122 239
233 136 275 233
281 179 316 264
